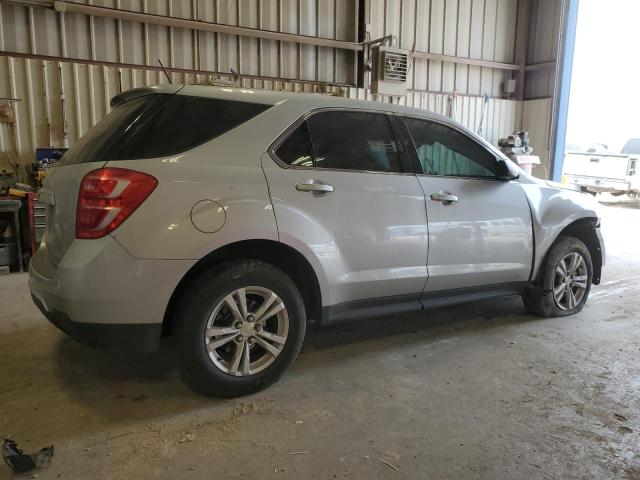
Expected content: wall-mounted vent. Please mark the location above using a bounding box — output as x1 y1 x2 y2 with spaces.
371 46 409 96
383 51 408 81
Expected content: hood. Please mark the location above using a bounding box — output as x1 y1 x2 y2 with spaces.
519 174 603 222
521 174 584 193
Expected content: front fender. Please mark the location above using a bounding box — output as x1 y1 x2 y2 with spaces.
520 179 602 281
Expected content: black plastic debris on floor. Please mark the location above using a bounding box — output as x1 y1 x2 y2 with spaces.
3 438 54 474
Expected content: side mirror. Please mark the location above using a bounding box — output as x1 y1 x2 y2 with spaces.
495 159 520 180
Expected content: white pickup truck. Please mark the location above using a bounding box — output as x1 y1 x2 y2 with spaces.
563 139 639 195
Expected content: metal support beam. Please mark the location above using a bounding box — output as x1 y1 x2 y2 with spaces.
53 1 363 51
514 0 532 100
411 50 520 71
550 0 580 181
0 51 355 88
525 61 556 72
355 0 367 88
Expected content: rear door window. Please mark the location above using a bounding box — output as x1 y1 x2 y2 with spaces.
306 111 403 173
60 94 271 165
274 111 403 173
404 117 497 178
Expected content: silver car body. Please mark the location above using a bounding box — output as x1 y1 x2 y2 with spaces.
29 85 604 351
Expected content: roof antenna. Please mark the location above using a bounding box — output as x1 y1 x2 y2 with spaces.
158 59 172 84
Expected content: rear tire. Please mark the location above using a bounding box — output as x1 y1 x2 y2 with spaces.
523 236 593 317
176 260 306 397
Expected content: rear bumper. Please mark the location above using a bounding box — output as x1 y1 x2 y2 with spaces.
29 236 194 352
32 294 162 352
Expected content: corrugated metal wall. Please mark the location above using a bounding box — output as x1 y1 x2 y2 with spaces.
524 0 561 100
0 0 532 171
0 0 357 84
366 0 519 97
519 0 564 172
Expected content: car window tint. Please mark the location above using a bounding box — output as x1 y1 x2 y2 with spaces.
275 122 314 167
59 94 164 165
60 94 271 164
404 118 496 178
113 95 271 160
306 111 403 173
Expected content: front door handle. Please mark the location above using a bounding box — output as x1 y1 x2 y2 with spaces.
295 181 334 193
430 191 459 205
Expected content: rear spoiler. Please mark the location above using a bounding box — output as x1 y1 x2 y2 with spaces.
110 85 183 108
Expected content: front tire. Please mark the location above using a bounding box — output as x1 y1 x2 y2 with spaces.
523 236 593 317
176 260 306 397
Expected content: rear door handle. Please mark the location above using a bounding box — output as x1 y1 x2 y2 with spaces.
295 181 334 193
430 191 459 205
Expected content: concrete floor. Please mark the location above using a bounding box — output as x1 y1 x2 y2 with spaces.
1 199 639 480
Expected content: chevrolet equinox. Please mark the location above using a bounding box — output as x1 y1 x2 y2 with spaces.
29 85 605 397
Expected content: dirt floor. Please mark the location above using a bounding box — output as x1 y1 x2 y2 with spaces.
1 198 639 480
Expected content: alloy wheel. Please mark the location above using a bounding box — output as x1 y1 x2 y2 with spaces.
552 252 589 311
205 286 289 376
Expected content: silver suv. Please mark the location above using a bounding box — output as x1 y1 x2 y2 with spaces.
29 85 604 397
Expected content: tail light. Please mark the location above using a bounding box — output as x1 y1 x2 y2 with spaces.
76 168 157 239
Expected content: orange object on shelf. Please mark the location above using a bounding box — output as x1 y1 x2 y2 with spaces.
8 188 28 198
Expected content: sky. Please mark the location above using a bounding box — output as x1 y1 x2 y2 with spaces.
565 0 640 152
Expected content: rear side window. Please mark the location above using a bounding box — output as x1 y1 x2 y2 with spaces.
60 94 270 165
60 95 161 165
274 110 403 173
404 117 496 178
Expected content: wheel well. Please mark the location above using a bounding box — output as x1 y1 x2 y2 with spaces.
557 218 603 285
162 240 322 337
